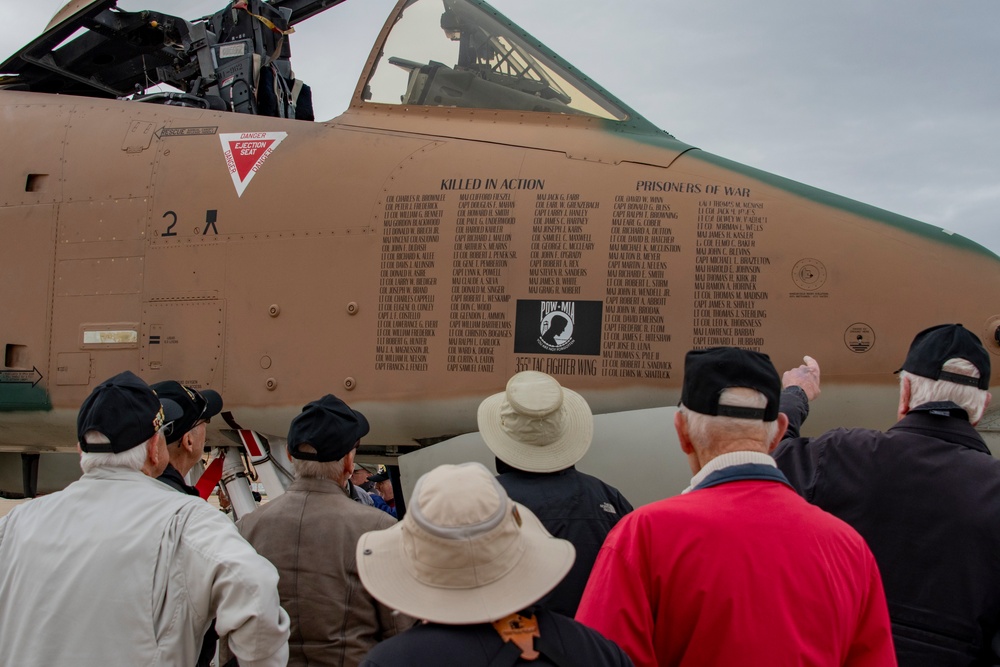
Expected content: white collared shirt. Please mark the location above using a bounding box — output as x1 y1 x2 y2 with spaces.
682 450 777 494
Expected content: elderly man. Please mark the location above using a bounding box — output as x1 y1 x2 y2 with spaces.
151 380 223 496
775 323 999 666
368 468 398 516
348 463 394 517
0 371 289 667
150 380 225 667
237 394 413 666
478 370 632 617
357 462 633 666
576 347 895 667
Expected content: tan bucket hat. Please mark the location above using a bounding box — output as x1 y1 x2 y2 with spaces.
477 371 594 473
356 462 575 624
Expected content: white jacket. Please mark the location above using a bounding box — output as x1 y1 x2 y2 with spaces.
0 467 289 666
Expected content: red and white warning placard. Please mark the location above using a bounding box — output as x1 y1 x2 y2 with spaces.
219 131 287 197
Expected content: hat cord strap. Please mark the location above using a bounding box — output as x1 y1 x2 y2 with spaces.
488 609 574 667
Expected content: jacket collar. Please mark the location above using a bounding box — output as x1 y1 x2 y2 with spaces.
683 451 778 494
289 475 351 496
890 406 990 455
158 463 199 495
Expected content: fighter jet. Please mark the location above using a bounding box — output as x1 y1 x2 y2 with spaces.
2 0 999 502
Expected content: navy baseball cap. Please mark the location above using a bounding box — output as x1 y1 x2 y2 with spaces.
681 347 781 421
897 324 990 390
150 381 224 444
287 394 369 462
77 371 183 453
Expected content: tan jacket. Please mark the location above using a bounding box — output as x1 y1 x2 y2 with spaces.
238 477 413 666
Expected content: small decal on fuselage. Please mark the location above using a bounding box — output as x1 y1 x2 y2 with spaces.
219 131 287 197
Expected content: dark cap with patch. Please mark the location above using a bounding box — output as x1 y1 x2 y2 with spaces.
681 347 781 421
77 371 183 453
897 324 990 390
287 394 369 462
150 381 224 444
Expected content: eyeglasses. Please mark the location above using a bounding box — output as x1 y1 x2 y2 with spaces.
192 390 209 421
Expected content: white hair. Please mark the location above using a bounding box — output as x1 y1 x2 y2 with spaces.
79 429 161 474
289 444 349 481
902 358 989 423
679 387 779 455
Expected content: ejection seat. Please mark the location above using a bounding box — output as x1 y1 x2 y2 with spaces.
205 0 314 120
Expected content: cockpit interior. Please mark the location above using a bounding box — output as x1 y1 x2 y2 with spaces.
0 0 631 123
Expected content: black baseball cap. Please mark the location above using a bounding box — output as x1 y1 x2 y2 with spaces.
897 324 990 390
369 471 391 483
681 347 781 421
287 394 369 462
77 371 183 453
150 381 224 444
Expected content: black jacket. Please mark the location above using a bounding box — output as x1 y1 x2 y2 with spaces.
157 463 200 496
775 388 1000 667
496 466 633 617
359 608 633 667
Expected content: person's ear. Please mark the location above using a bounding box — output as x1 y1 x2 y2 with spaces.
674 411 694 455
146 432 165 468
898 376 911 420
972 392 992 426
767 413 789 453
344 448 357 474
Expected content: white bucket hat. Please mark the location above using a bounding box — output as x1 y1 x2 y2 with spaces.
477 371 593 473
356 462 575 624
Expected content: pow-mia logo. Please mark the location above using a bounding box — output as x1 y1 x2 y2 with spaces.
514 300 602 356
538 302 576 352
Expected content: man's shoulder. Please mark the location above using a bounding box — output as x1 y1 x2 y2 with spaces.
574 468 629 494
799 426 883 446
775 426 884 459
363 622 492 663
249 484 395 527
540 610 632 664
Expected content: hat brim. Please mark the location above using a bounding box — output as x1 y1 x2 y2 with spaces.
478 387 593 473
357 503 574 624
160 398 184 426
201 389 223 419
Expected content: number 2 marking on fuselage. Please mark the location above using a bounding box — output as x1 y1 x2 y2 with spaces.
162 211 178 237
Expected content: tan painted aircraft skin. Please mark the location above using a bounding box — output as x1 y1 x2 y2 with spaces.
2 0 999 497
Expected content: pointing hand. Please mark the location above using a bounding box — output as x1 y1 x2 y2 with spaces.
782 355 821 401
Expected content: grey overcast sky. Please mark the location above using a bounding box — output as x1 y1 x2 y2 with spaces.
4 0 998 255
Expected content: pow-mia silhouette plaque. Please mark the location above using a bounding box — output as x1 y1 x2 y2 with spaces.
514 300 603 355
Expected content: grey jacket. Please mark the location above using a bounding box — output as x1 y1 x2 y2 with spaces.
238 476 414 666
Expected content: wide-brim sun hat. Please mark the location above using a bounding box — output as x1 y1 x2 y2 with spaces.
477 371 593 473
356 462 575 624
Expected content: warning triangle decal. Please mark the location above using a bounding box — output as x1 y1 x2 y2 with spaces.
219 132 287 197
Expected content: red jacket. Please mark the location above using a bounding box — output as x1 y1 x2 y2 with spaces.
577 478 895 667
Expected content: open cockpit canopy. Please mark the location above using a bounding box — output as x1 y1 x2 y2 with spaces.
0 0 651 128
364 0 629 121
